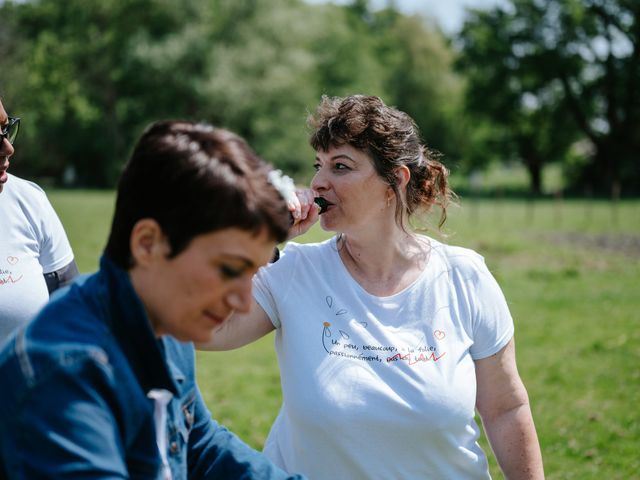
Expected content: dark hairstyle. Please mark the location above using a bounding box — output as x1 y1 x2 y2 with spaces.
308 95 453 229
105 120 291 269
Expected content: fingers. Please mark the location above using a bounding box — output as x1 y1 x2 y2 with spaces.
289 188 318 222
287 190 302 221
286 188 320 240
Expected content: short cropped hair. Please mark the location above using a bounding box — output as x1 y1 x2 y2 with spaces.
105 121 290 268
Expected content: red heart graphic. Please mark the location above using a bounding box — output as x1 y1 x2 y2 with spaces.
434 330 445 340
7 256 19 265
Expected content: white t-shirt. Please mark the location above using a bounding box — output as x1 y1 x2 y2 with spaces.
0 174 74 343
253 236 514 480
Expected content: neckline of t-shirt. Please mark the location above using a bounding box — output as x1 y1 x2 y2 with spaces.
330 235 441 302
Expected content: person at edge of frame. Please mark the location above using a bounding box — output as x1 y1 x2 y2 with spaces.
0 96 78 345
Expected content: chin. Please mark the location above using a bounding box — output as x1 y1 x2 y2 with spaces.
320 218 335 231
188 329 214 345
159 324 202 343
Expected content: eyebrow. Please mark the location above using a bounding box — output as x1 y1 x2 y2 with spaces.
315 154 355 163
220 255 255 269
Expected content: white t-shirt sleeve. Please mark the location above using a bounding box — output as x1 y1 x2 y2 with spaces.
253 243 300 329
27 180 75 273
463 253 514 360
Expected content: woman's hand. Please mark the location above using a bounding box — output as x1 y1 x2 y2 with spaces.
286 188 320 240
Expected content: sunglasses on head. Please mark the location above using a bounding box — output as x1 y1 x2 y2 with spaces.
1 117 20 145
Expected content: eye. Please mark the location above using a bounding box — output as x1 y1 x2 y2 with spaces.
334 162 350 171
313 163 321 171
220 264 244 279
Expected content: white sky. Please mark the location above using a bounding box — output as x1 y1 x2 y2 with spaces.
305 0 510 34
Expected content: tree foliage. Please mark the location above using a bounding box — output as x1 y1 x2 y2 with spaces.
457 0 640 195
5 0 635 193
0 0 463 186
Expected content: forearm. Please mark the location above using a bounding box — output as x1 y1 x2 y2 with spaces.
481 402 544 479
196 305 275 351
187 386 303 479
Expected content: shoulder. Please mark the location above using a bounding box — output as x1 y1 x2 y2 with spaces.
32 273 109 344
0 316 115 405
429 237 485 268
2 174 55 219
6 273 127 385
5 174 48 200
429 237 488 281
254 237 336 295
280 237 335 263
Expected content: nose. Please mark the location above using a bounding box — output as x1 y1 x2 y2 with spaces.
310 167 329 193
0 138 14 158
226 281 253 314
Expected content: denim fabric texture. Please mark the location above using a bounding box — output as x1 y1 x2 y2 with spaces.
0 255 302 480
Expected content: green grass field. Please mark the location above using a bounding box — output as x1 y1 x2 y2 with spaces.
49 190 640 479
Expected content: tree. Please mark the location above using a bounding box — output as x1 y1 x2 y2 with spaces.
457 3 579 194
319 2 467 171
0 0 467 187
197 0 327 180
1 0 207 186
375 10 467 167
457 0 640 195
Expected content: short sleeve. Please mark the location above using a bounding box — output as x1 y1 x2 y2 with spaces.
37 193 75 273
252 243 300 330
465 256 515 360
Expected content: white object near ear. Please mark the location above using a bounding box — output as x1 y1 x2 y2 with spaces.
268 169 297 204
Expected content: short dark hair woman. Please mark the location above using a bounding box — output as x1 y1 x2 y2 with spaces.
0 120 303 479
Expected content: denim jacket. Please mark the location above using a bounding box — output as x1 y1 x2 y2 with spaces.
0 255 303 479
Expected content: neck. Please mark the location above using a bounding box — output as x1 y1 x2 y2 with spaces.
339 229 410 272
337 228 430 296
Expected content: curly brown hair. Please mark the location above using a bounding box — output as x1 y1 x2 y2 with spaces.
308 95 453 230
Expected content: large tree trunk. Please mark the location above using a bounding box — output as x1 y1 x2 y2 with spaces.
527 158 542 196
517 138 543 196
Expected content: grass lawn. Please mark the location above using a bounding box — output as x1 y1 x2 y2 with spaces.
49 190 640 479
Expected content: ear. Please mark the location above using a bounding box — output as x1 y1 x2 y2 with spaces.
395 165 411 190
386 167 410 207
129 219 170 267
